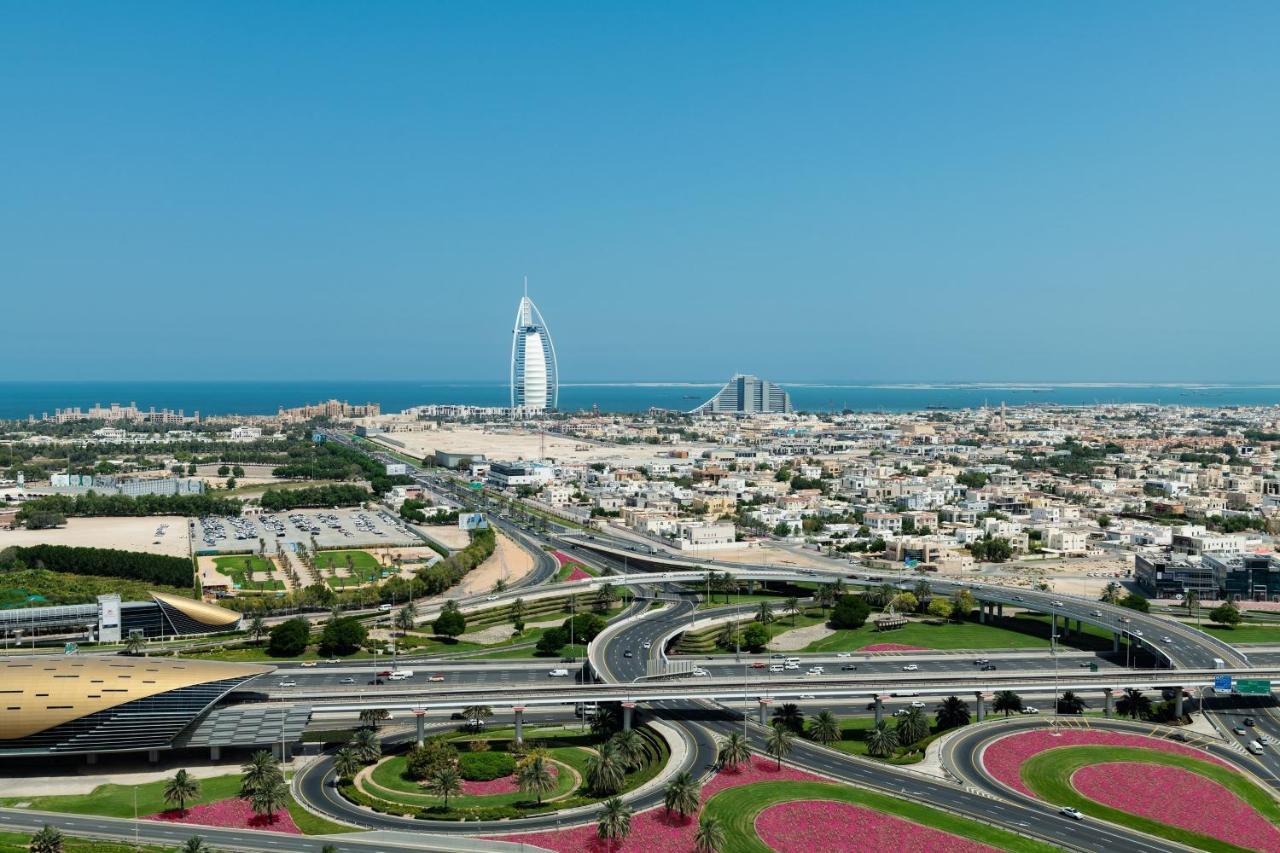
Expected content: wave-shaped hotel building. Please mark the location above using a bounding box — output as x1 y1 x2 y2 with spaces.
510 287 559 414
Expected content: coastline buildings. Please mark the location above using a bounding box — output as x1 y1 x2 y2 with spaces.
693 374 792 415
510 288 559 413
32 402 198 425
277 399 380 423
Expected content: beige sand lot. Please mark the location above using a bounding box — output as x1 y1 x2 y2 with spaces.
0 516 191 557
421 524 470 549
384 424 708 466
456 530 534 596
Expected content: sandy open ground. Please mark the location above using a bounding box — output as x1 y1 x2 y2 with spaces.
421 524 470 549
0 516 191 557
455 530 535 596
382 425 709 467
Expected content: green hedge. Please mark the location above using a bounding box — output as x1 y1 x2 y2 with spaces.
458 751 516 781
16 492 241 520
0 544 192 588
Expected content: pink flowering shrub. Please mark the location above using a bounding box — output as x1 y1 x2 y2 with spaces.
756 800 998 853
461 763 559 796
146 797 301 835
859 643 929 652
1074 762 1280 851
564 566 592 582
982 729 1231 797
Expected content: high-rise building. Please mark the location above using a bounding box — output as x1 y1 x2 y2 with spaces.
510 285 559 413
692 374 792 415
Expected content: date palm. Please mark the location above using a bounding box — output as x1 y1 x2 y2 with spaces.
395 605 415 634
586 742 626 796
865 720 899 758
765 722 794 769
181 838 213 853
248 777 288 823
163 769 201 816
1117 688 1152 720
29 825 64 853
1057 691 1088 715
897 707 929 745
596 796 633 844
516 753 556 805
663 770 700 819
426 766 462 809
993 690 1023 717
609 729 646 770
352 727 381 763
333 746 361 782
359 708 390 729
125 629 146 656
717 731 751 770
694 816 726 852
239 750 282 798
247 614 266 644
784 597 800 626
935 695 971 730
755 600 775 625
809 710 840 746
771 702 805 734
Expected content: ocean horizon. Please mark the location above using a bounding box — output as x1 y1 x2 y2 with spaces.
3 380 1280 420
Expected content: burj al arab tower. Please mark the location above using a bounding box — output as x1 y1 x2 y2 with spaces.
509 282 559 413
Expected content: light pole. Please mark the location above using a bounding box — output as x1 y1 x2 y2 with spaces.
1051 606 1060 730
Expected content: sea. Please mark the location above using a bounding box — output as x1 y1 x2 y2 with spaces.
4 381 1280 421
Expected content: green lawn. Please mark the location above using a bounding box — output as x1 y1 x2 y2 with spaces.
802 613 1112 654
314 550 384 587
0 832 170 853
554 560 599 582
212 555 283 592
1021 745 1280 852
1190 623 1280 644
696 592 792 611
367 750 581 807
702 780 1059 853
820 714 941 765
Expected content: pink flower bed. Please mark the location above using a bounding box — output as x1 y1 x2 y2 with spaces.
552 551 594 582
1074 762 1280 851
859 643 929 652
982 729 1232 797
462 763 559 796
486 756 823 852
564 566 593 582
757 800 998 853
145 797 301 835
552 551 577 566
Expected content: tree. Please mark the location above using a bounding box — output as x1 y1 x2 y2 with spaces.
1100 582 1124 604
352 727 382 763
809 710 840 745
406 739 458 780
586 743 626 796
510 597 526 626
594 583 618 613
1119 593 1150 613
29 825 64 853
765 722 794 768
772 521 792 537
218 465 231 477
395 605 415 635
1210 602 1242 627
426 766 463 809
180 838 212 853
125 629 146 656
1057 691 1088 715
694 816 726 853
663 770 701 819
319 616 367 656
888 592 918 613
717 731 751 770
239 750 282 799
830 595 871 629
163 769 201 817
784 596 800 626
333 746 361 782
926 598 953 621
358 708 390 729
267 617 309 657
1117 688 1152 720
897 707 929 745
993 690 1023 717
596 797 633 844
247 614 266 645
912 579 933 607
865 720 899 758
463 705 493 728
1097 514 1111 528
755 600 775 625
248 777 288 823
516 753 556 804
590 705 621 738
610 729 646 771
740 621 770 653
771 702 805 734
535 627 568 656
935 695 971 730
433 600 467 639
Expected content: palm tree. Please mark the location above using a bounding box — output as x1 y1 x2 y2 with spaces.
596 797 633 844
352 727 381 763
493 578 508 594
809 710 840 746
395 606 415 635
426 766 463 809
510 597 526 625
865 720 899 758
913 579 933 606
765 722 794 769
1117 688 1152 720
784 597 800 626
717 731 751 770
871 583 895 608
771 702 805 734
609 729 646 771
239 750 282 798
595 583 618 613
1100 582 1123 604
586 742 627 796
180 838 212 853
163 769 201 816
359 708 390 729
897 707 929 745
248 614 266 644
249 777 289 823
125 629 146 656
516 753 556 804
333 746 361 782
463 704 494 728
590 705 621 738
1057 691 1088 715
756 600 775 625
694 816 726 853
993 690 1023 717
663 770 700 819
29 825 64 853
935 695 971 730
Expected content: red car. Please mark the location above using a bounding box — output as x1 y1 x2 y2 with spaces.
428 673 445 682
377 670 392 677
751 662 766 669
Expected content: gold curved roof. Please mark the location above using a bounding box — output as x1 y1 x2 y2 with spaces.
0 655 270 741
150 591 242 627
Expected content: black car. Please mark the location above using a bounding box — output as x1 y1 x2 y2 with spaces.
1245 717 1256 727
623 650 633 658
841 664 857 671
368 678 384 685
981 665 998 671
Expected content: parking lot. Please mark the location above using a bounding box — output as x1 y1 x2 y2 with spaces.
194 507 419 554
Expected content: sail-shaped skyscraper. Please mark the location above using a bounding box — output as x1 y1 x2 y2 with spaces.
510 284 558 413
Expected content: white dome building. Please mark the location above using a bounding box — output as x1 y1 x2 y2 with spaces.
510 287 558 413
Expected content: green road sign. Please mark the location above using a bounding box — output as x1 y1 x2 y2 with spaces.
1237 679 1272 696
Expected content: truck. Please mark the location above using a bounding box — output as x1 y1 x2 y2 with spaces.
1214 658 1227 670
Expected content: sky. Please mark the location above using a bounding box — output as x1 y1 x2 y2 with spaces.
3 2 1278 384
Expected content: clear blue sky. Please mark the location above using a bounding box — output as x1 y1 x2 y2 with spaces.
4 2 1278 383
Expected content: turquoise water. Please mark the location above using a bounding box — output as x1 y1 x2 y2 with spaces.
2 380 1279 419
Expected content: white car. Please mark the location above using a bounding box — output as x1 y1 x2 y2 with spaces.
784 662 800 670
277 680 297 688
1051 600 1064 608
1021 707 1040 715
902 664 919 672
692 668 711 677
1059 807 1083 821
548 668 570 677
769 664 784 672
909 700 926 708
799 694 816 700
807 666 824 675
836 652 852 658
300 661 317 667
642 641 652 649
1161 636 1172 643
1091 610 1103 617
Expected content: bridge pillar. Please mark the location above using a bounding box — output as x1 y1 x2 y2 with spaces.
85 752 97 766
1075 619 1082 636
209 746 221 761
414 709 426 746
513 707 525 744
874 695 885 726
147 749 160 764
1103 688 1113 718
997 604 1003 619
622 702 635 733
758 698 773 726
979 603 986 624
1174 688 1184 718
975 692 986 722
1113 632 1120 653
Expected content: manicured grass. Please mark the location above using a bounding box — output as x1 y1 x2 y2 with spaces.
1021 745 1280 853
821 714 939 765
469 641 587 661
0 774 243 817
367 751 581 807
1192 623 1280 644
285 796 360 835
212 554 283 592
554 561 599 582
696 592 791 611
314 549 384 588
702 780 1059 853
802 614 1111 654
0 832 169 853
